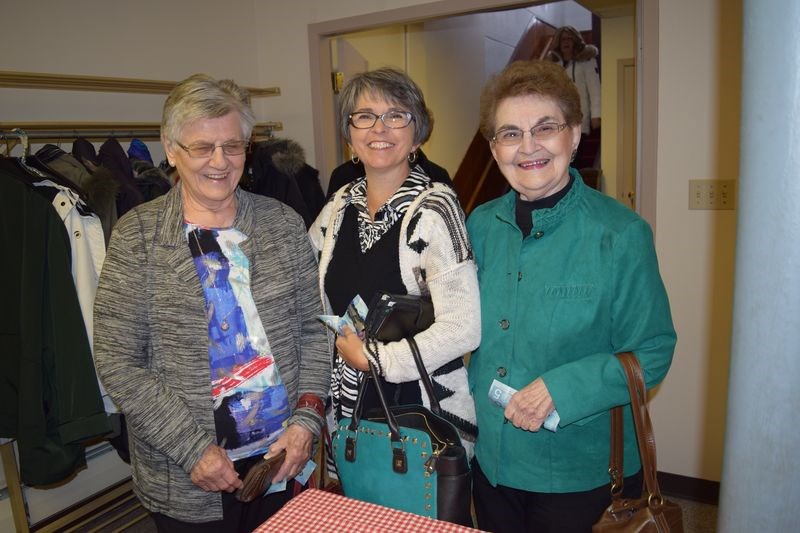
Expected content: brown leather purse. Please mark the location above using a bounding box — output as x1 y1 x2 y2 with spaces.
592 352 684 532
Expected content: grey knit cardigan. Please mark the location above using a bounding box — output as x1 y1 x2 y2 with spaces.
94 184 330 522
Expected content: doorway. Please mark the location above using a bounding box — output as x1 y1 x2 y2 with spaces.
308 0 659 226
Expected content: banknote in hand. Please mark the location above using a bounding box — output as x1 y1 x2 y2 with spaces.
488 379 559 432
317 295 369 337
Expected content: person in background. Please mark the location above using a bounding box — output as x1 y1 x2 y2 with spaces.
94 74 330 532
547 25 601 169
466 60 676 532
309 67 480 458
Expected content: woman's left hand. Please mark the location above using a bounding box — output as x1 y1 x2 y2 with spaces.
504 377 555 432
335 326 370 371
268 424 313 483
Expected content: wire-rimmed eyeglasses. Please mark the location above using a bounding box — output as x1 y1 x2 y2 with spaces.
491 122 568 146
175 140 250 159
348 111 414 129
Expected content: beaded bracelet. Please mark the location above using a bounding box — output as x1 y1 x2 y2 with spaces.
296 393 325 419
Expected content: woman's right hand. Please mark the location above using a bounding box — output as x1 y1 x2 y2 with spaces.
335 326 370 371
190 443 243 493
504 377 555 432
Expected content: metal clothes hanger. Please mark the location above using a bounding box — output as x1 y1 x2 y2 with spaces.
11 128 49 179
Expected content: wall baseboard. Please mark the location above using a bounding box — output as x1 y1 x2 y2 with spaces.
658 471 719 505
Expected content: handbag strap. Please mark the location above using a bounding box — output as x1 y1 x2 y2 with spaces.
348 361 403 445
345 362 408 473
612 352 666 509
407 336 442 415
608 404 624 499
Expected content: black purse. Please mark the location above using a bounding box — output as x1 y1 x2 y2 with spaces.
365 292 435 342
331 292 472 525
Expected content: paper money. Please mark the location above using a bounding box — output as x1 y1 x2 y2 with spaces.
488 378 517 408
489 379 559 432
317 313 355 335
265 478 286 495
294 459 316 486
318 295 368 337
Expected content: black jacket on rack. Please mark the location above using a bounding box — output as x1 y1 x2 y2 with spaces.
0 159 111 486
242 138 326 229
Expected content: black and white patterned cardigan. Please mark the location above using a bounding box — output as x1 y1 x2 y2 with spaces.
309 180 480 453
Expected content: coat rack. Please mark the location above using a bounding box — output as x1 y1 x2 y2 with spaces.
0 71 284 533
0 121 282 146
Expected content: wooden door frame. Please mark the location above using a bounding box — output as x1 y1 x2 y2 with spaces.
617 57 636 208
636 0 658 230
307 0 659 229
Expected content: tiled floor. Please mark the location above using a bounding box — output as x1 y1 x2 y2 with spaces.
675 497 719 533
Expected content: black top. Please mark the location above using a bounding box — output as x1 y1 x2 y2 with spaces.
325 204 422 410
515 174 575 237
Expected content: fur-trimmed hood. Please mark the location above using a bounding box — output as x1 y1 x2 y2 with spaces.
252 137 307 176
243 137 325 228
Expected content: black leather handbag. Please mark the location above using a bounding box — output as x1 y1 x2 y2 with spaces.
331 292 472 525
365 292 435 343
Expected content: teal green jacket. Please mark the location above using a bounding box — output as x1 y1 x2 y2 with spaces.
466 170 676 493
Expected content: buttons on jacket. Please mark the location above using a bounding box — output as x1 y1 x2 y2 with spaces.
533 231 545 239
499 319 510 330
497 367 507 377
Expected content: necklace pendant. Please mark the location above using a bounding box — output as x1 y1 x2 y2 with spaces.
221 320 230 331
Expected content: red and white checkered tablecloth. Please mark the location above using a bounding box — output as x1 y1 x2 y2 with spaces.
254 488 485 532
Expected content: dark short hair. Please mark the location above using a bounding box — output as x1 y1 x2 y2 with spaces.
478 60 582 140
338 67 433 146
161 74 255 143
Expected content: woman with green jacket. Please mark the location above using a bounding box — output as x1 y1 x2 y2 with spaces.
466 60 676 532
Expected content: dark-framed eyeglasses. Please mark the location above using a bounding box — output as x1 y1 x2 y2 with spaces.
175 139 250 159
348 111 414 129
491 122 568 146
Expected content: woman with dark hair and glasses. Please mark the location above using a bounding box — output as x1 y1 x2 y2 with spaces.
94 74 330 531
309 67 480 465
466 60 676 532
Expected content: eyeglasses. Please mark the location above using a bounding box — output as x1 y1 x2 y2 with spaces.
175 139 250 159
348 111 414 129
491 122 568 146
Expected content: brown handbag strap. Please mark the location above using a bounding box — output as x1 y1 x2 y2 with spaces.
609 404 624 499
612 352 666 508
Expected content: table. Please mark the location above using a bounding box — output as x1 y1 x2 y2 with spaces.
254 488 484 532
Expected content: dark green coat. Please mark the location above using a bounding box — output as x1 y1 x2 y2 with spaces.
466 170 676 492
0 169 110 485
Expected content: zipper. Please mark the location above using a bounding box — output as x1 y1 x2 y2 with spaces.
424 445 445 473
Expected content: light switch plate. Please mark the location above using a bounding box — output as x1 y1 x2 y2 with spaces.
689 179 737 210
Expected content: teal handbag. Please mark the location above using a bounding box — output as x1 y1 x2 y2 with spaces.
332 294 471 525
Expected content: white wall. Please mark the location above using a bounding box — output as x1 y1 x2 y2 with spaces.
335 26 408 71
650 0 739 481
533 0 593 30
1 0 739 488
420 14 489 174
0 0 264 163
